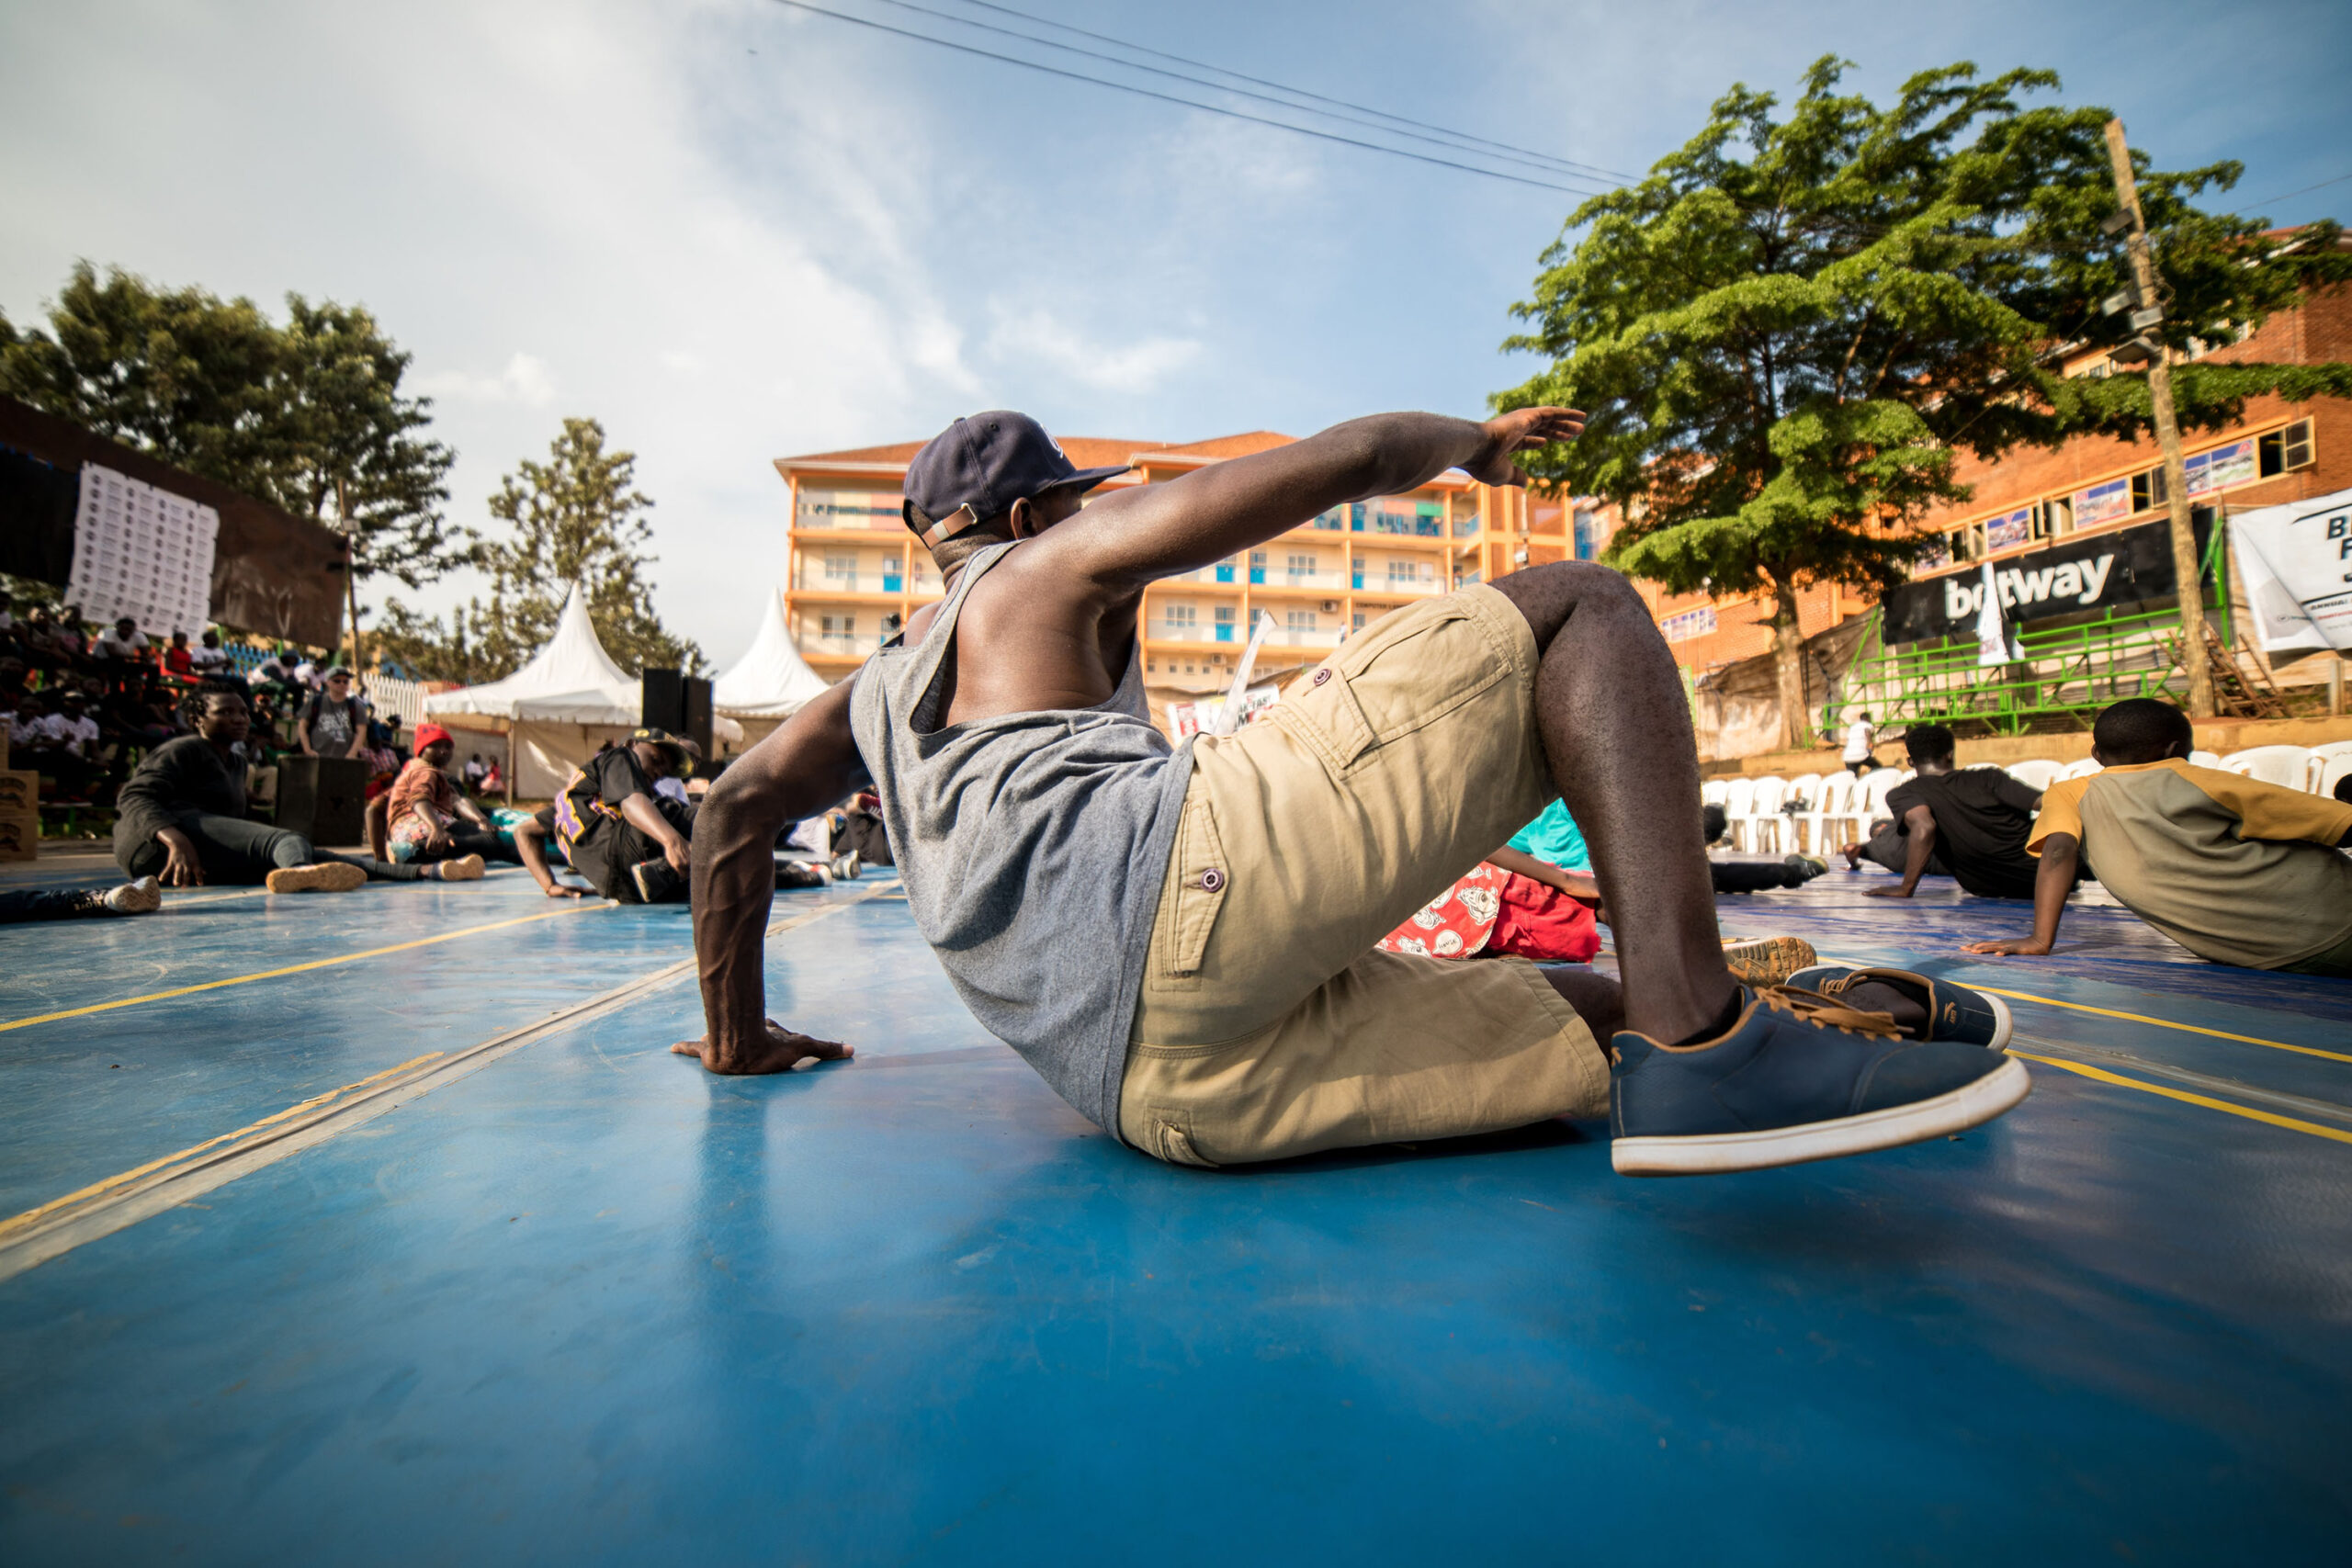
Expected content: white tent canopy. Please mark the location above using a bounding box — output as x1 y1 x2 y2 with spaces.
425 581 640 726
713 587 831 718
424 583 643 797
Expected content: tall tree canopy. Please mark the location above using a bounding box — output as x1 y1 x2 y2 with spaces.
1497 58 2352 745
377 418 703 682
0 262 458 592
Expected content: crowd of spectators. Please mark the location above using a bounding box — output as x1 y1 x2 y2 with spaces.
0 588 415 814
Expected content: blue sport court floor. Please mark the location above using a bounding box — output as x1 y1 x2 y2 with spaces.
2 848 2348 1563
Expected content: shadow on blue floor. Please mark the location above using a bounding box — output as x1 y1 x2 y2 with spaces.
2 867 2348 1563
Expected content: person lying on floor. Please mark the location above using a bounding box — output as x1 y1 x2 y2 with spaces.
0 876 162 923
1703 804 1828 893
681 406 2028 1177
368 722 500 874
1963 698 2352 974
551 728 697 904
1866 725 2051 901
111 685 480 893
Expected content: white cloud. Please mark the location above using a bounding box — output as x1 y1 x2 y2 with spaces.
985 307 1203 395
414 353 558 407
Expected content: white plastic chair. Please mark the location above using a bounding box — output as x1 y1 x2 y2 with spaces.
2218 745 2318 791
1749 780 1796 851
2004 759 2064 793
2190 750 2222 770
1720 777 1756 850
1801 770 1856 855
2056 758 2104 781
1701 778 1730 809
1855 768 1905 834
1781 772 1822 852
2311 740 2352 800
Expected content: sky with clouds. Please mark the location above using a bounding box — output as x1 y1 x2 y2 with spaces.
5 0 2347 666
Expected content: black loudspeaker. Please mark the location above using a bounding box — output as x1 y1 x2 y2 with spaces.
641 670 714 771
276 755 370 847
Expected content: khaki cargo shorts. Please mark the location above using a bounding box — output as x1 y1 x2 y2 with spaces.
1121 584 1609 1168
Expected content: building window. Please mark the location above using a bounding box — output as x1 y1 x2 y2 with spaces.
1572 507 1600 560
1285 610 1317 632
1249 550 1268 585
2260 419 2315 476
1352 611 1367 630
824 555 857 583
1286 553 1317 580
1163 604 1197 633
820 614 856 642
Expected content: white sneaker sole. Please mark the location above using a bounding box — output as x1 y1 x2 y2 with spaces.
1978 988 2014 1053
1611 1055 2031 1177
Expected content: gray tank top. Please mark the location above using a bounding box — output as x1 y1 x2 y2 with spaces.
849 541 1193 1138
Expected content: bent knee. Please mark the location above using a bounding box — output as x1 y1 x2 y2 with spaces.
1490 559 1645 641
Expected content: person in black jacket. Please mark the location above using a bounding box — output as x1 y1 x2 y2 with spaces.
1867 725 2048 900
112 685 470 892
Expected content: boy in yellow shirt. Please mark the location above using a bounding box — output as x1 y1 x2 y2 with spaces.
1963 698 2352 974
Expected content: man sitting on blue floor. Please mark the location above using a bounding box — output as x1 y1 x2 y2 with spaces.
682 409 2029 1176
113 685 477 894
1867 724 2045 901
552 729 698 904
1963 698 2352 974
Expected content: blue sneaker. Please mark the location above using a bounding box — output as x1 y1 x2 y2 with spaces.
1784 966 2013 1052
1610 987 2031 1176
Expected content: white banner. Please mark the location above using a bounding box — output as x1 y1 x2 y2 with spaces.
2230 487 2352 653
64 463 219 637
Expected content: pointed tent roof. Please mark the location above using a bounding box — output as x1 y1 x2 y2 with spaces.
424 582 641 726
713 587 831 717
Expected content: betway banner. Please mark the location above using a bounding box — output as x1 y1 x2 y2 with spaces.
1882 516 2210 645
2230 486 2352 652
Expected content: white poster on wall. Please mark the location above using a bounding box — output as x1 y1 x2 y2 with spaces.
2230 488 2352 653
62 463 219 637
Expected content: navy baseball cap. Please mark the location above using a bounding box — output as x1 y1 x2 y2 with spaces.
900 412 1128 547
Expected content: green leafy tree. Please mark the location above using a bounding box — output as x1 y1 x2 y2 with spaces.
0 264 459 635
379 418 702 682
1498 58 2352 747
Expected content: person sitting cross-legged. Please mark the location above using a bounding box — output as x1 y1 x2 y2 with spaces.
681 407 2027 1177
1866 724 2051 901
1963 698 2352 973
112 685 475 893
368 722 494 876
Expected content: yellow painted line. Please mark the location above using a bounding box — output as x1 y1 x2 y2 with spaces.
2013 1051 2352 1146
0 903 600 1033
1974 985 2352 1065
0 1053 445 1246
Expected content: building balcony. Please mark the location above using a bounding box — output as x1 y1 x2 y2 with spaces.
789 581 909 601
1250 574 1350 599
796 634 891 660
1151 568 1247 590
1266 626 1345 649
1148 622 1247 646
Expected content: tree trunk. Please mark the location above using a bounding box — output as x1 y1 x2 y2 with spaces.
1771 585 1809 752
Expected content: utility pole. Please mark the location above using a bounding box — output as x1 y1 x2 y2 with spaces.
2103 118 2214 718
335 476 366 678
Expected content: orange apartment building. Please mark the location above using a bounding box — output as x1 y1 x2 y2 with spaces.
771 431 1612 728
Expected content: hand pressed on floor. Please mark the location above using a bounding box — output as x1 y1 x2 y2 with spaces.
1961 936 2052 957
672 1019 854 1075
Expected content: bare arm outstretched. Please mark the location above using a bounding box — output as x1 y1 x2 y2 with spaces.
676 677 871 1074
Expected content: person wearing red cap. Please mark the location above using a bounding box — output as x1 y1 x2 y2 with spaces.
374 721 494 874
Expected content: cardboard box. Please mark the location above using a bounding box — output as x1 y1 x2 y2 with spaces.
0 810 38 863
0 769 37 814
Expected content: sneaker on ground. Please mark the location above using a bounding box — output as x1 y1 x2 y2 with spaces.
1783 965 2012 1051
1721 934 1818 988
265 862 368 895
1783 853 1829 882
102 876 164 915
436 853 485 882
1610 985 2030 1176
629 856 687 904
831 851 862 883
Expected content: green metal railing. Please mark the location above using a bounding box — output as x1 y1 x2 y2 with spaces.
1825 605 2188 737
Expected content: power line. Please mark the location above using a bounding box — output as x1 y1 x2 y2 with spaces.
2240 170 2352 210
763 0 1611 196
924 0 1639 185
